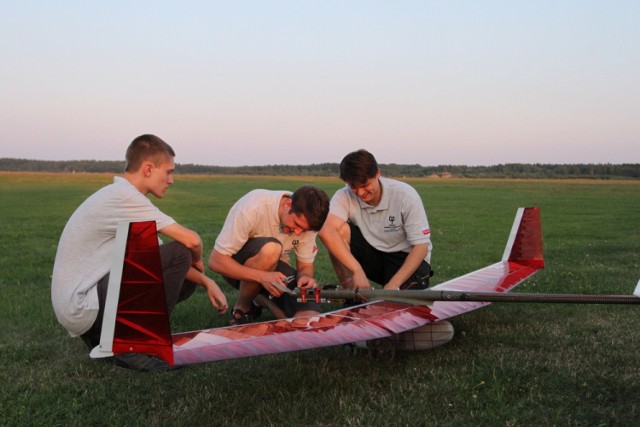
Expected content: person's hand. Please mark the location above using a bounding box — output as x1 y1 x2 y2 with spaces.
351 269 372 290
258 271 289 297
296 275 317 290
203 277 228 314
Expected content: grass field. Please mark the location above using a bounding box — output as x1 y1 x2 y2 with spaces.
1 172 639 426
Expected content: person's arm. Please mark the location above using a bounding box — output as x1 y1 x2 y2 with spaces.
207 249 289 297
383 186 431 289
157 223 227 313
185 267 228 314
318 214 370 289
159 223 204 271
383 243 429 290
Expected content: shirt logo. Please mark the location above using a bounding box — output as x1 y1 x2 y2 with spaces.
384 215 400 233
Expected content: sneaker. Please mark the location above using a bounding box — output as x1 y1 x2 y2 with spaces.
113 353 178 372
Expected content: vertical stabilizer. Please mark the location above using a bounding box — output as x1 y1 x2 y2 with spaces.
502 207 544 268
90 221 174 365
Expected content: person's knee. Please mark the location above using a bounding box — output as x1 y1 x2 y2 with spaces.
162 241 192 267
175 242 192 264
255 241 283 265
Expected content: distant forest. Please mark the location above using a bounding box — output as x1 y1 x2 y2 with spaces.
1 158 639 180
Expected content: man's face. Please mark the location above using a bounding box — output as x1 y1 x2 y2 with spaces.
147 157 175 198
281 210 311 236
348 171 382 205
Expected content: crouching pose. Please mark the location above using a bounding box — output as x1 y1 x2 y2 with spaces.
319 149 433 291
51 134 227 371
208 186 329 324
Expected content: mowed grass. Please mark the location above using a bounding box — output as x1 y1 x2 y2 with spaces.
1 172 639 426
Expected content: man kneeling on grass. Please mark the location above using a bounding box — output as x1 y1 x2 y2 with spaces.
51 134 228 372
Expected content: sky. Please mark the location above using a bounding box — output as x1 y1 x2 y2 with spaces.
1 1 638 166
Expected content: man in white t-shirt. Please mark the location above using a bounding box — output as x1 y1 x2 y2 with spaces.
208 186 329 324
319 149 433 291
51 134 227 371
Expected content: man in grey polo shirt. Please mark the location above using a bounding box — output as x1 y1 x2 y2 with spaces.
319 149 432 291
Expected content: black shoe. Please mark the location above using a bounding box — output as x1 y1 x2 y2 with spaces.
229 303 262 326
230 308 255 325
113 353 178 372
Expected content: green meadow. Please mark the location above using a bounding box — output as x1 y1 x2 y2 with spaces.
1 172 639 426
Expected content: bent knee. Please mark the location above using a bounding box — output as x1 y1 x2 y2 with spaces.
257 241 283 262
160 241 192 266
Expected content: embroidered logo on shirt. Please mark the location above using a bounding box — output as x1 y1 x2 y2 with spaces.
384 215 401 233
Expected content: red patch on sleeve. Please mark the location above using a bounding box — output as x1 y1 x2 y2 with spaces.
423 229 430 235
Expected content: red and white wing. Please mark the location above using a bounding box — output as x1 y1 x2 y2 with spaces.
92 207 543 366
172 302 435 365
171 207 543 365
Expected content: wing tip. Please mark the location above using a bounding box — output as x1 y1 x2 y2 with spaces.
503 207 544 269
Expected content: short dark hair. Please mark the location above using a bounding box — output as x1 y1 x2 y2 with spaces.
125 134 176 172
289 185 330 231
339 149 379 187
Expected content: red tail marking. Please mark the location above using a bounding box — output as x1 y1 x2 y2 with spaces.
112 221 174 365
507 207 544 269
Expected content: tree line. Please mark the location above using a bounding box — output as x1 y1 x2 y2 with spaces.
1 158 639 179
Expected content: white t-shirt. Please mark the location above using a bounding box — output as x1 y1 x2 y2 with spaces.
51 176 175 336
214 190 318 264
329 176 432 263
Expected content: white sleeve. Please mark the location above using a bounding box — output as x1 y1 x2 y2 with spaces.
328 187 351 222
402 191 430 245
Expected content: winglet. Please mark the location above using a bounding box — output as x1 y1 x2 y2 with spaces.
634 279 640 297
90 221 174 365
502 207 544 269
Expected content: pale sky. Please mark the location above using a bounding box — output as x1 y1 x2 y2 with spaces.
1 1 638 166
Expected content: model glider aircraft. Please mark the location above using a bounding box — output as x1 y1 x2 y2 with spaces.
90 207 640 366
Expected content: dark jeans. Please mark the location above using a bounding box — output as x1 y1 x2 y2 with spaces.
81 241 196 349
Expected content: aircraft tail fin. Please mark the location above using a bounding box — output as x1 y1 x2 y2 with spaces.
90 221 174 365
502 207 544 268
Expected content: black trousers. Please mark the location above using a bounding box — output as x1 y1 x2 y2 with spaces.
349 223 432 289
